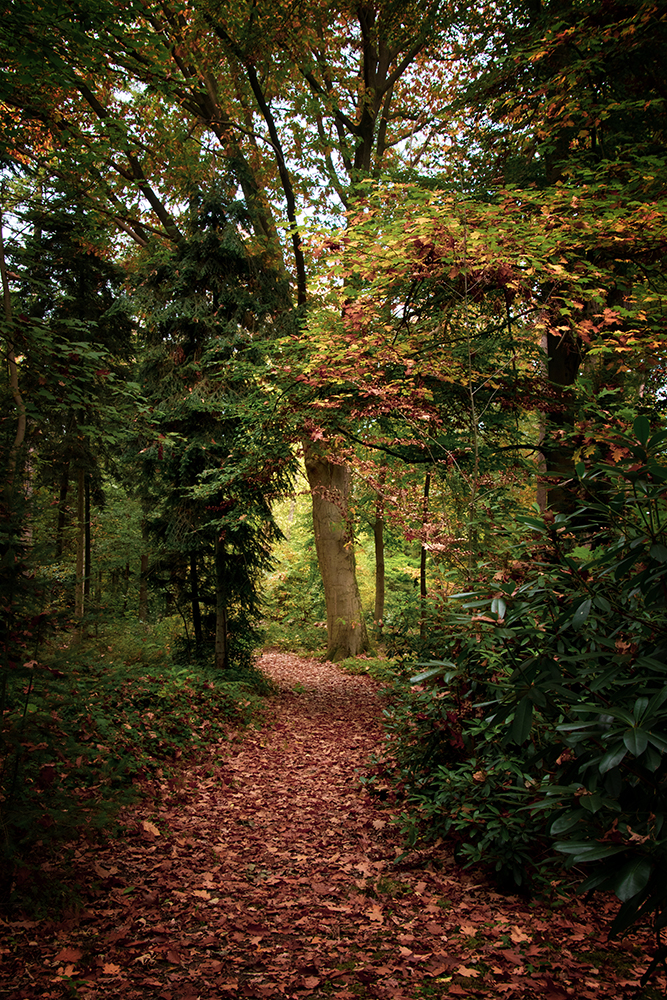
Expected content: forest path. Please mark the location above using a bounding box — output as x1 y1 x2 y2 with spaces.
1 653 660 1000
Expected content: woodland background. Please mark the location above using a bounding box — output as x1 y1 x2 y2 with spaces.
1 0 667 974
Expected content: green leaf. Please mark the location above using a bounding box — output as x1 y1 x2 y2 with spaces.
634 415 651 447
410 663 455 684
554 841 625 862
516 515 547 532
614 858 652 903
550 811 584 836
599 744 628 774
572 599 592 630
623 728 649 756
579 792 605 814
491 597 506 619
649 543 667 563
511 697 533 744
644 746 662 772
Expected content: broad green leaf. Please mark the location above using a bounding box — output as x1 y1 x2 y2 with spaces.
599 744 628 774
614 858 652 903
579 792 605 813
572 599 592 630
550 811 584 836
491 597 506 619
410 663 455 684
511 697 533 744
633 414 651 447
516 515 547 532
623 728 649 756
554 841 625 862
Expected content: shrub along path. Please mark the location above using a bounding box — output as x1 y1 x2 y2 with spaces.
1 652 663 1000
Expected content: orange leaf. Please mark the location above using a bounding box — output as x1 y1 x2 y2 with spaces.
55 948 83 963
455 965 480 978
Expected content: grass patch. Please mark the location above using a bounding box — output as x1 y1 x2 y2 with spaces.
337 655 400 683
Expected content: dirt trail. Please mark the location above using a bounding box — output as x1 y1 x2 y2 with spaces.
0 653 662 999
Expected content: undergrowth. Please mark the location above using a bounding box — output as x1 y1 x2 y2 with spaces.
0 618 270 913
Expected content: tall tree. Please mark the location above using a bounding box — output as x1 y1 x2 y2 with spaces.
452 0 667 508
0 0 461 659
134 188 295 668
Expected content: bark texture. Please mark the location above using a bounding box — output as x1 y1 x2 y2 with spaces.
304 447 369 661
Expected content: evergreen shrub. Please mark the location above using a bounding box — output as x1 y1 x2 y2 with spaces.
383 416 667 939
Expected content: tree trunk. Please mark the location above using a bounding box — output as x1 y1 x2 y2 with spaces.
373 464 386 634
420 471 431 640
214 536 229 670
190 551 202 646
75 467 85 619
304 445 369 661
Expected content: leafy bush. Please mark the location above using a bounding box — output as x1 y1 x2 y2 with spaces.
385 416 667 939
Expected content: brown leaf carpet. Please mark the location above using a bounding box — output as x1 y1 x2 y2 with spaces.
1 653 664 999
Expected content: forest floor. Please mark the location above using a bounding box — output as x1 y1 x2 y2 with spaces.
1 652 665 1000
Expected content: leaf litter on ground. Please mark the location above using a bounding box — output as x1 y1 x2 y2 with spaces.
1 652 664 1000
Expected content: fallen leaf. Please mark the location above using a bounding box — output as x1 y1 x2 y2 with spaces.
458 922 477 936
455 965 480 977
141 820 160 837
55 948 83 963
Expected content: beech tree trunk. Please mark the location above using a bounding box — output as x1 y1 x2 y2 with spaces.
304 446 369 661
373 464 386 634
420 471 431 640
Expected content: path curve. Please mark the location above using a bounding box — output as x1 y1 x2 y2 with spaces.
0 653 660 999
